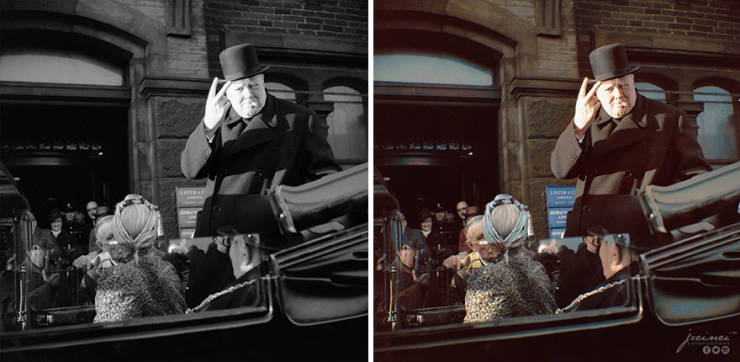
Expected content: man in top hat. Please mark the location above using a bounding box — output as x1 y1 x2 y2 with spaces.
181 43 341 238
181 43 341 306
551 43 711 238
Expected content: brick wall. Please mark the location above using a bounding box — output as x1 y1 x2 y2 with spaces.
574 0 740 76
116 0 209 78
204 0 367 76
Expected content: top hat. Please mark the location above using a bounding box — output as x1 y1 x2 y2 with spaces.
589 43 639 81
219 43 270 81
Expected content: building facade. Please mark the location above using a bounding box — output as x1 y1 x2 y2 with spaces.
374 0 739 237
0 0 368 239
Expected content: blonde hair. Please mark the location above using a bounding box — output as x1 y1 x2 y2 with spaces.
112 194 159 256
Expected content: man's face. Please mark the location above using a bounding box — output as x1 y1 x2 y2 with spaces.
596 73 636 119
584 235 600 254
465 221 484 252
86 201 98 219
226 74 267 119
420 217 432 232
434 211 445 222
598 239 623 279
456 201 468 220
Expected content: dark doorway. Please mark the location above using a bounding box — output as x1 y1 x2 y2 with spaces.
375 102 499 223
0 104 129 227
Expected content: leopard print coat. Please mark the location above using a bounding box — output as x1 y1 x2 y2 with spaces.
464 248 556 323
94 252 185 323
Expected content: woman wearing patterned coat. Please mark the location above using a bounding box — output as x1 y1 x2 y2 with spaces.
463 194 556 323
94 195 185 323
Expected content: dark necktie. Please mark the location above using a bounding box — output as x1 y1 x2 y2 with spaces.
232 118 251 136
596 118 617 140
605 119 617 136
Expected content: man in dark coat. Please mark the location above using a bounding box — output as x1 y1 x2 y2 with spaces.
551 43 711 237
181 43 340 238
181 43 340 305
569 233 642 312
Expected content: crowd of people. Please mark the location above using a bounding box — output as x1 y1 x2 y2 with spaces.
1 192 264 330
380 193 644 325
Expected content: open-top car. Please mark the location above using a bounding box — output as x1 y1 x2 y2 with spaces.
0 162 368 361
374 163 739 361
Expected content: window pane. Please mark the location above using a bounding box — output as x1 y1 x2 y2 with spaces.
636 82 666 103
323 86 367 162
0 48 123 86
374 53 493 86
693 86 737 161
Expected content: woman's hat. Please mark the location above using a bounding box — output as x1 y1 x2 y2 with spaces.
219 43 270 81
589 43 640 81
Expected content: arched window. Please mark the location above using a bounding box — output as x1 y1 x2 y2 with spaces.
0 48 123 86
265 82 296 101
374 53 493 86
693 86 737 162
323 86 366 162
636 82 666 103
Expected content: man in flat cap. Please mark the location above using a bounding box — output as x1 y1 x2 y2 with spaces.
181 43 341 238
551 43 711 238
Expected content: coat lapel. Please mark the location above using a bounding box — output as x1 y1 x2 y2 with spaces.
221 95 287 157
589 95 648 158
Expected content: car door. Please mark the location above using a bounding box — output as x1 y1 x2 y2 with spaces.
641 221 740 326
271 223 368 326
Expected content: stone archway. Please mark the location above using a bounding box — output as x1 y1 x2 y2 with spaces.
375 0 539 81
0 0 166 69
0 0 168 209
375 0 541 208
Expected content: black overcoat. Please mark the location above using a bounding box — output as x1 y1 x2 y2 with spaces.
551 95 711 236
181 94 341 236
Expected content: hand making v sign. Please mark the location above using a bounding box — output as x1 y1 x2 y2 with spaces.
573 77 602 138
204 77 232 131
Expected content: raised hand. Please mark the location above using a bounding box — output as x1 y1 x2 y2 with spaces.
204 77 232 130
574 77 602 136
